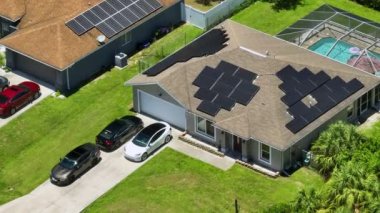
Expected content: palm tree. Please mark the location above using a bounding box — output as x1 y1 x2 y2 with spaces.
324 162 379 211
311 121 365 177
292 188 323 212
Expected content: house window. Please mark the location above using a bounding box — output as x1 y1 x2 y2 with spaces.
196 116 215 139
1 23 9 32
375 85 380 105
259 143 271 164
123 32 132 46
359 93 369 114
347 104 354 119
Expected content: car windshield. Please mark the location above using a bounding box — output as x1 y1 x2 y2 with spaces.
132 132 150 147
60 157 77 169
0 95 8 104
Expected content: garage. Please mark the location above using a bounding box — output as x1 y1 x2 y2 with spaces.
138 90 186 130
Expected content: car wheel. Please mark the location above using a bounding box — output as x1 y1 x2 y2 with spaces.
164 135 171 143
69 175 75 184
10 108 16 115
92 158 98 166
34 92 40 100
141 152 148 161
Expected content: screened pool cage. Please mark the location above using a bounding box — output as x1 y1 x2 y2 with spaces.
277 4 380 75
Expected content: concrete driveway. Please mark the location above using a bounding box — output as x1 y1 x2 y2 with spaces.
0 69 54 128
0 115 181 213
0 115 234 212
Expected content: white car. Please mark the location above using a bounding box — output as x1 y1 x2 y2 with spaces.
124 121 172 161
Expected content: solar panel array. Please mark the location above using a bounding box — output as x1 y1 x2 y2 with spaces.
66 0 162 38
143 28 230 76
193 61 259 116
276 65 364 133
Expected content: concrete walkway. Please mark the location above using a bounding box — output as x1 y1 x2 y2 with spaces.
168 140 235 170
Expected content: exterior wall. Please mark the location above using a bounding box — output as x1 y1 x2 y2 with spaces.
6 49 60 88
245 139 283 171
0 17 18 38
186 112 220 146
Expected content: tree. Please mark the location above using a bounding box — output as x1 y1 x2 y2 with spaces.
324 162 379 211
311 121 365 177
291 188 324 212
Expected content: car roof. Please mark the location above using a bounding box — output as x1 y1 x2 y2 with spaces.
140 123 165 136
120 115 142 125
105 119 127 132
1 86 23 98
66 143 95 160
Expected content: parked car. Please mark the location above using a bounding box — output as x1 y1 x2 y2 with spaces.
124 122 172 162
0 76 9 91
96 115 143 151
50 143 101 186
0 81 40 117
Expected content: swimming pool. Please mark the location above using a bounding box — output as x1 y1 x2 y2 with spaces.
308 37 380 65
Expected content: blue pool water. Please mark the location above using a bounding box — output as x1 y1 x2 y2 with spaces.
308 37 380 64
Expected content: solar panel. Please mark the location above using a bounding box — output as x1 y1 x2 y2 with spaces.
216 60 239 76
211 81 234 95
66 0 162 38
213 95 235 111
197 101 220 116
136 0 155 13
285 76 364 133
219 74 240 87
66 20 87 35
83 10 102 25
234 68 257 82
97 22 116 38
309 71 330 86
194 88 218 102
230 89 254 106
99 1 117 15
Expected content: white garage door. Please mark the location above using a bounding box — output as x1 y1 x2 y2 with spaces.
138 90 186 130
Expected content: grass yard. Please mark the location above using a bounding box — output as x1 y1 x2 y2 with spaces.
84 148 323 212
185 0 220 12
232 0 380 35
0 24 203 204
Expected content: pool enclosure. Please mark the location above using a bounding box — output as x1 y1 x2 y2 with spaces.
277 4 380 74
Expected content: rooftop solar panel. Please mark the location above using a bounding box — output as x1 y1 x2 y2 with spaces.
211 81 234 94
234 68 257 82
67 0 162 38
216 61 239 75
197 101 221 116
194 88 218 102
213 95 235 111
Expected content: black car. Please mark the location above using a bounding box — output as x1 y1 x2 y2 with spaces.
0 76 9 91
96 115 143 151
50 143 101 186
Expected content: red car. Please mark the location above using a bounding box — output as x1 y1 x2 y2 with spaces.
0 81 40 117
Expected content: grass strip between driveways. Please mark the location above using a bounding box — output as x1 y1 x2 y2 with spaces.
232 0 380 35
0 24 203 204
84 148 323 212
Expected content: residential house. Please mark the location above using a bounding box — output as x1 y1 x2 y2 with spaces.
126 20 380 172
0 0 184 94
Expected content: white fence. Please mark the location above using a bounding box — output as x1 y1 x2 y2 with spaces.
185 0 246 29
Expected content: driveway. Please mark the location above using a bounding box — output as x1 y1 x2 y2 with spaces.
0 115 181 213
0 115 234 212
0 69 54 128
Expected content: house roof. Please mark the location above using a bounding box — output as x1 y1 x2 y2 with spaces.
0 0 177 70
126 20 380 151
0 0 25 22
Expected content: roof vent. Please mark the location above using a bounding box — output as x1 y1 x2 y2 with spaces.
97 35 106 45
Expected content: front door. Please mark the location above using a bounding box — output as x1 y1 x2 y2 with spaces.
232 135 242 154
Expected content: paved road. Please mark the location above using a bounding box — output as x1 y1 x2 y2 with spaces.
0 69 54 128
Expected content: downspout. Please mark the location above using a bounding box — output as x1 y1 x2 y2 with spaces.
66 67 71 91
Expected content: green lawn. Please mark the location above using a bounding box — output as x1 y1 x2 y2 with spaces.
0 24 203 204
84 148 323 212
232 0 380 35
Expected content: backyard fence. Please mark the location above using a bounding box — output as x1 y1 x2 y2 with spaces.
137 32 190 72
185 0 248 29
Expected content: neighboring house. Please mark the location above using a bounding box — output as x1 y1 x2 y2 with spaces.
126 20 380 172
0 0 184 94
0 0 24 38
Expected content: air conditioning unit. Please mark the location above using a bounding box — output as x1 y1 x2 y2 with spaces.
115 52 128 69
